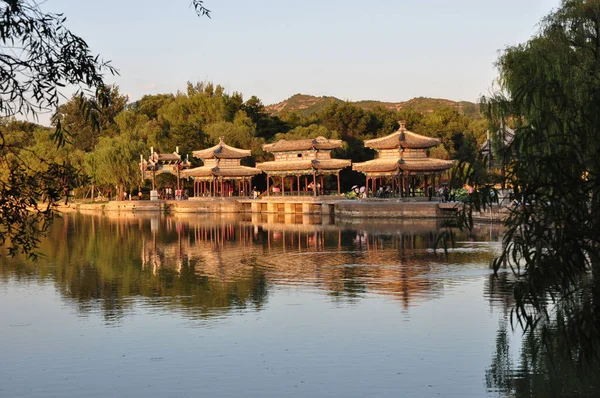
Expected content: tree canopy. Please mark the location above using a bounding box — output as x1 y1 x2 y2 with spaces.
478 0 600 364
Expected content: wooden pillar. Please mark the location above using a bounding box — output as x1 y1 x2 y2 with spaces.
282 175 285 196
297 175 301 196
320 175 324 195
266 175 270 196
336 171 341 195
312 172 317 196
425 175 429 200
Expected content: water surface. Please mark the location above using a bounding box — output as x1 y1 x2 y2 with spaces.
1 213 524 397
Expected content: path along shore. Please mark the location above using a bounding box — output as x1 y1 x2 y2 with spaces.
56 196 507 223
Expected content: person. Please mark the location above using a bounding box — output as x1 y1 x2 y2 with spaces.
252 186 258 199
359 186 366 199
138 191 143 200
443 186 449 203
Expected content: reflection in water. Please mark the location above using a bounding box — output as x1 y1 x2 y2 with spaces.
484 257 600 397
6 213 597 397
1 213 502 321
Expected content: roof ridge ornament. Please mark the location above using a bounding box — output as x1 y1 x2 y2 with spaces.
398 120 407 130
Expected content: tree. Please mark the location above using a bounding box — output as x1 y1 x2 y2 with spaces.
0 0 209 257
205 111 265 162
481 0 600 363
273 123 338 141
86 134 145 200
52 85 128 151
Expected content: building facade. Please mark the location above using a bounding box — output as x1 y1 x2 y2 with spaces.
256 136 351 196
183 138 262 197
353 121 454 197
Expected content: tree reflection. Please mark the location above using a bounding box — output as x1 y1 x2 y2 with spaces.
485 264 600 397
0 214 500 322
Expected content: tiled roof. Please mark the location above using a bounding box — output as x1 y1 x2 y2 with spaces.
256 158 351 172
183 165 262 178
256 159 314 171
365 129 440 150
353 158 402 173
353 158 453 173
314 158 352 170
192 138 251 159
263 136 343 152
156 153 181 161
400 158 454 172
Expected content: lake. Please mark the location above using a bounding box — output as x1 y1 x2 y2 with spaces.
0 213 534 397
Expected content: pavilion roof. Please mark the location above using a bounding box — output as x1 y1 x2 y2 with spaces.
192 137 251 160
364 121 440 150
142 149 190 170
263 136 343 152
479 126 516 151
183 164 262 178
155 153 181 162
400 158 454 172
353 158 453 173
256 158 351 172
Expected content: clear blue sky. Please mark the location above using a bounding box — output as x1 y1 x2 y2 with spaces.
47 0 560 107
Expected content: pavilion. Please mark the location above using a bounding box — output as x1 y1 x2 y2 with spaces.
255 136 351 196
183 137 262 197
140 147 190 191
352 121 454 197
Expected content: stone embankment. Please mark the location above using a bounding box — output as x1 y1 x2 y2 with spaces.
57 197 507 222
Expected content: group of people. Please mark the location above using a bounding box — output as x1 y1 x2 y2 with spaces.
438 185 456 203
351 185 369 199
160 188 187 200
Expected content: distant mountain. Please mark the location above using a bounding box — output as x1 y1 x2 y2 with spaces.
266 94 481 119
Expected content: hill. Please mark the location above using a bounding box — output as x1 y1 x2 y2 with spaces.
266 94 481 119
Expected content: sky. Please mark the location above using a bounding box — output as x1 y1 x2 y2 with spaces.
44 0 561 116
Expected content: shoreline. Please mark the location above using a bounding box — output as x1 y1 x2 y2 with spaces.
56 197 507 223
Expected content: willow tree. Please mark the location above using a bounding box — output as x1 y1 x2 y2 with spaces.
86 135 145 201
0 0 209 257
484 0 600 363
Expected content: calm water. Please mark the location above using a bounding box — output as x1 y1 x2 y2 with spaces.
0 213 527 397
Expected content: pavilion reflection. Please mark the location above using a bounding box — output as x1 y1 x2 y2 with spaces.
139 214 501 309
1 213 501 322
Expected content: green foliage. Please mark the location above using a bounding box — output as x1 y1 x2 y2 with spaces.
0 0 210 257
0 0 117 118
267 94 482 120
274 123 338 141
86 134 145 196
52 85 128 151
473 0 600 365
205 111 265 159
